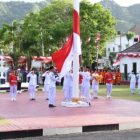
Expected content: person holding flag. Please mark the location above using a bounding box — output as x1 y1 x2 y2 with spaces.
48 66 60 108
80 66 91 105
63 69 73 102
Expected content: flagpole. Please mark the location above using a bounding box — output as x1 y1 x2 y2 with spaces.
72 0 81 99
61 0 89 107
95 33 100 70
96 41 99 69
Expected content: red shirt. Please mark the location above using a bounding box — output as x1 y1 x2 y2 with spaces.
79 74 83 84
105 72 113 84
9 74 17 86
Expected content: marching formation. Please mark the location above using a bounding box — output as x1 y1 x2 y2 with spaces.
8 65 140 107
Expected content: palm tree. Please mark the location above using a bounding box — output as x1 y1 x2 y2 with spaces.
126 31 135 47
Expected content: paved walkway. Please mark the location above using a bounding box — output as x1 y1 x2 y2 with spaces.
0 91 140 132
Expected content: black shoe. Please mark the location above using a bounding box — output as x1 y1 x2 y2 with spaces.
46 98 49 100
89 103 91 106
49 104 56 107
30 98 36 101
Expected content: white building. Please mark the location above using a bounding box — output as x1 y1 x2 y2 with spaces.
115 42 140 80
106 35 134 58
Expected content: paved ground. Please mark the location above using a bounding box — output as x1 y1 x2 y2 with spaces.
9 129 140 140
0 91 140 132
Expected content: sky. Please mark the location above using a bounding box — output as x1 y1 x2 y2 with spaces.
0 0 140 7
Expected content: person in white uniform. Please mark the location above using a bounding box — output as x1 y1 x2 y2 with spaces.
42 69 50 100
63 69 73 102
128 71 136 94
80 66 91 106
79 67 84 99
27 69 37 100
48 66 60 107
137 71 140 94
91 70 99 99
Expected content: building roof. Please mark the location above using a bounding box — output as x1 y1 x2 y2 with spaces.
120 42 140 53
129 24 140 35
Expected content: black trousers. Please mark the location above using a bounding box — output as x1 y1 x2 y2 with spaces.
17 82 21 91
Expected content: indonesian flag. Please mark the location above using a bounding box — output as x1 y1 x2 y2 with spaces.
52 0 81 79
95 33 100 42
113 60 120 67
97 44 100 49
86 37 91 44
52 35 74 78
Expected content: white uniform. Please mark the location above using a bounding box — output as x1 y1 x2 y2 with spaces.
92 73 99 98
128 73 136 94
81 71 91 103
63 72 73 101
27 72 37 99
48 71 60 105
137 73 140 94
42 71 50 99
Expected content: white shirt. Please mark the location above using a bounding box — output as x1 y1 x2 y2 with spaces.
81 71 91 87
63 72 73 87
137 73 140 83
27 72 37 86
92 73 99 85
42 71 50 85
49 71 60 88
129 73 136 83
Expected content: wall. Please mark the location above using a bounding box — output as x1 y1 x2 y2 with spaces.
120 56 140 74
106 35 134 58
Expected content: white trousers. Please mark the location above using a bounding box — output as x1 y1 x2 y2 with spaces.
10 85 17 99
106 83 112 97
63 86 73 101
28 85 36 99
83 85 91 103
92 84 99 97
44 84 50 99
48 87 56 105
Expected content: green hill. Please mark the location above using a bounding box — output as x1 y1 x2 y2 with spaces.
0 0 140 33
0 1 47 27
101 0 140 32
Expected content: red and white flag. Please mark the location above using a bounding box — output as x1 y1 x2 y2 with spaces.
95 33 100 42
52 35 73 78
86 37 91 44
52 0 81 80
113 60 120 67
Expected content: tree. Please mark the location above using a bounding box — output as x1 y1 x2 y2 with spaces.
126 31 135 47
37 0 116 65
0 0 116 67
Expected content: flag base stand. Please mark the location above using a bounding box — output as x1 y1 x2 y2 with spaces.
61 98 89 107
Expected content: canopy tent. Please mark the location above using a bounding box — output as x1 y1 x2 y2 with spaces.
0 55 13 63
32 56 52 64
18 56 27 64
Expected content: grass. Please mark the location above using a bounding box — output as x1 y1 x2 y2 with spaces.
98 85 140 101
56 85 140 102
